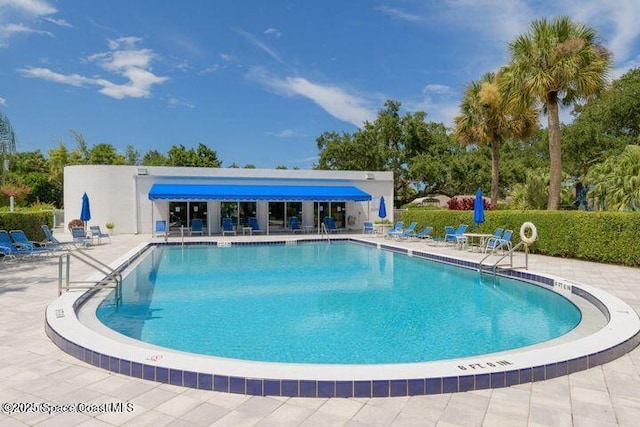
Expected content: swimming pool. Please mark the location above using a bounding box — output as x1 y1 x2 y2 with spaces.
96 242 581 364
45 237 640 397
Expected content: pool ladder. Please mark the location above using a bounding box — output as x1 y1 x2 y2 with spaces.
320 223 331 243
478 241 529 277
58 249 122 304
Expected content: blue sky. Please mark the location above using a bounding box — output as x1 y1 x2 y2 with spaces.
1 1 639 168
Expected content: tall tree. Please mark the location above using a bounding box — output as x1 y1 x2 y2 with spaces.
501 16 611 209
453 72 537 204
0 111 16 185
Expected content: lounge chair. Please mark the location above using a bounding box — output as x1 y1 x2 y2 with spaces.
444 224 468 247
385 221 404 238
412 226 433 240
323 217 342 233
190 219 204 236
155 220 168 238
248 217 264 234
485 229 513 253
71 227 92 247
221 218 236 236
289 217 303 233
41 225 76 249
89 225 111 243
363 221 375 234
0 230 31 259
9 230 55 255
397 222 418 239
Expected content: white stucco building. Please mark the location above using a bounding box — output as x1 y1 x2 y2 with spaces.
63 166 394 235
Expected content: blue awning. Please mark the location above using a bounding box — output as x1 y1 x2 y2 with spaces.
148 184 372 201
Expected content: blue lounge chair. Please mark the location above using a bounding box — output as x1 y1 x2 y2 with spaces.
444 224 468 247
289 217 303 233
412 226 433 240
0 230 30 259
248 217 264 234
363 221 375 234
221 218 236 236
89 225 111 243
71 227 92 246
485 229 513 253
41 225 76 249
323 217 342 233
190 219 204 236
386 221 404 238
155 220 168 238
397 222 418 239
9 230 55 255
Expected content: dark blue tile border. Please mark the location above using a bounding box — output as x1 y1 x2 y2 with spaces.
44 240 640 398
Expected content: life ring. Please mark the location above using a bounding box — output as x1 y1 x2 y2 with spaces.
520 222 537 245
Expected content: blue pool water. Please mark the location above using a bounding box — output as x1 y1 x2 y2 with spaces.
96 242 581 364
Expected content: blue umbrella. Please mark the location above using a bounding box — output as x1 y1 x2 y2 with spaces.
378 196 387 219
473 188 485 225
80 192 91 225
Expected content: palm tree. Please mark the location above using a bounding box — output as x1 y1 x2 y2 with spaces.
453 72 537 205
501 16 611 210
0 111 16 185
586 145 640 211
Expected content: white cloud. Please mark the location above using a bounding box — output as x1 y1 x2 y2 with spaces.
0 96 6 105
43 16 71 27
200 64 219 74
264 27 281 38
234 27 284 64
0 0 58 45
375 5 423 23
167 97 194 109
20 37 168 99
19 67 92 86
0 0 56 15
220 53 233 62
404 83 460 127
271 129 306 138
248 67 376 127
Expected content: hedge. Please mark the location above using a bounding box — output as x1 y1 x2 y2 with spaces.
0 211 53 242
400 209 640 267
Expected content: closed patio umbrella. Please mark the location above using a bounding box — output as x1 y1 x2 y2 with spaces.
378 196 387 220
473 188 485 225
80 192 91 228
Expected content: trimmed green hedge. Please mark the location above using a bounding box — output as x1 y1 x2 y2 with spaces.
0 211 53 242
400 209 640 266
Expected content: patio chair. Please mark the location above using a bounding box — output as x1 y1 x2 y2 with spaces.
248 217 264 234
71 227 92 247
444 224 468 247
41 225 76 249
485 229 513 253
9 230 55 255
385 221 404 239
363 221 375 234
89 225 111 243
323 217 342 233
396 222 418 239
289 217 303 233
0 230 31 259
190 219 204 236
221 218 236 236
155 220 168 238
412 226 433 241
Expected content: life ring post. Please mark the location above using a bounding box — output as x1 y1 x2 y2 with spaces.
520 222 537 246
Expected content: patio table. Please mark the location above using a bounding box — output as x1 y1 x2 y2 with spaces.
461 233 494 252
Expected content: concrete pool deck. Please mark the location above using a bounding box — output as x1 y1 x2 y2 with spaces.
1 233 640 426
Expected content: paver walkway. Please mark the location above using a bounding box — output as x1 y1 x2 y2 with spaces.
1 233 639 426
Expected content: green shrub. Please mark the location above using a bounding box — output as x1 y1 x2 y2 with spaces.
400 209 640 266
0 211 53 241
